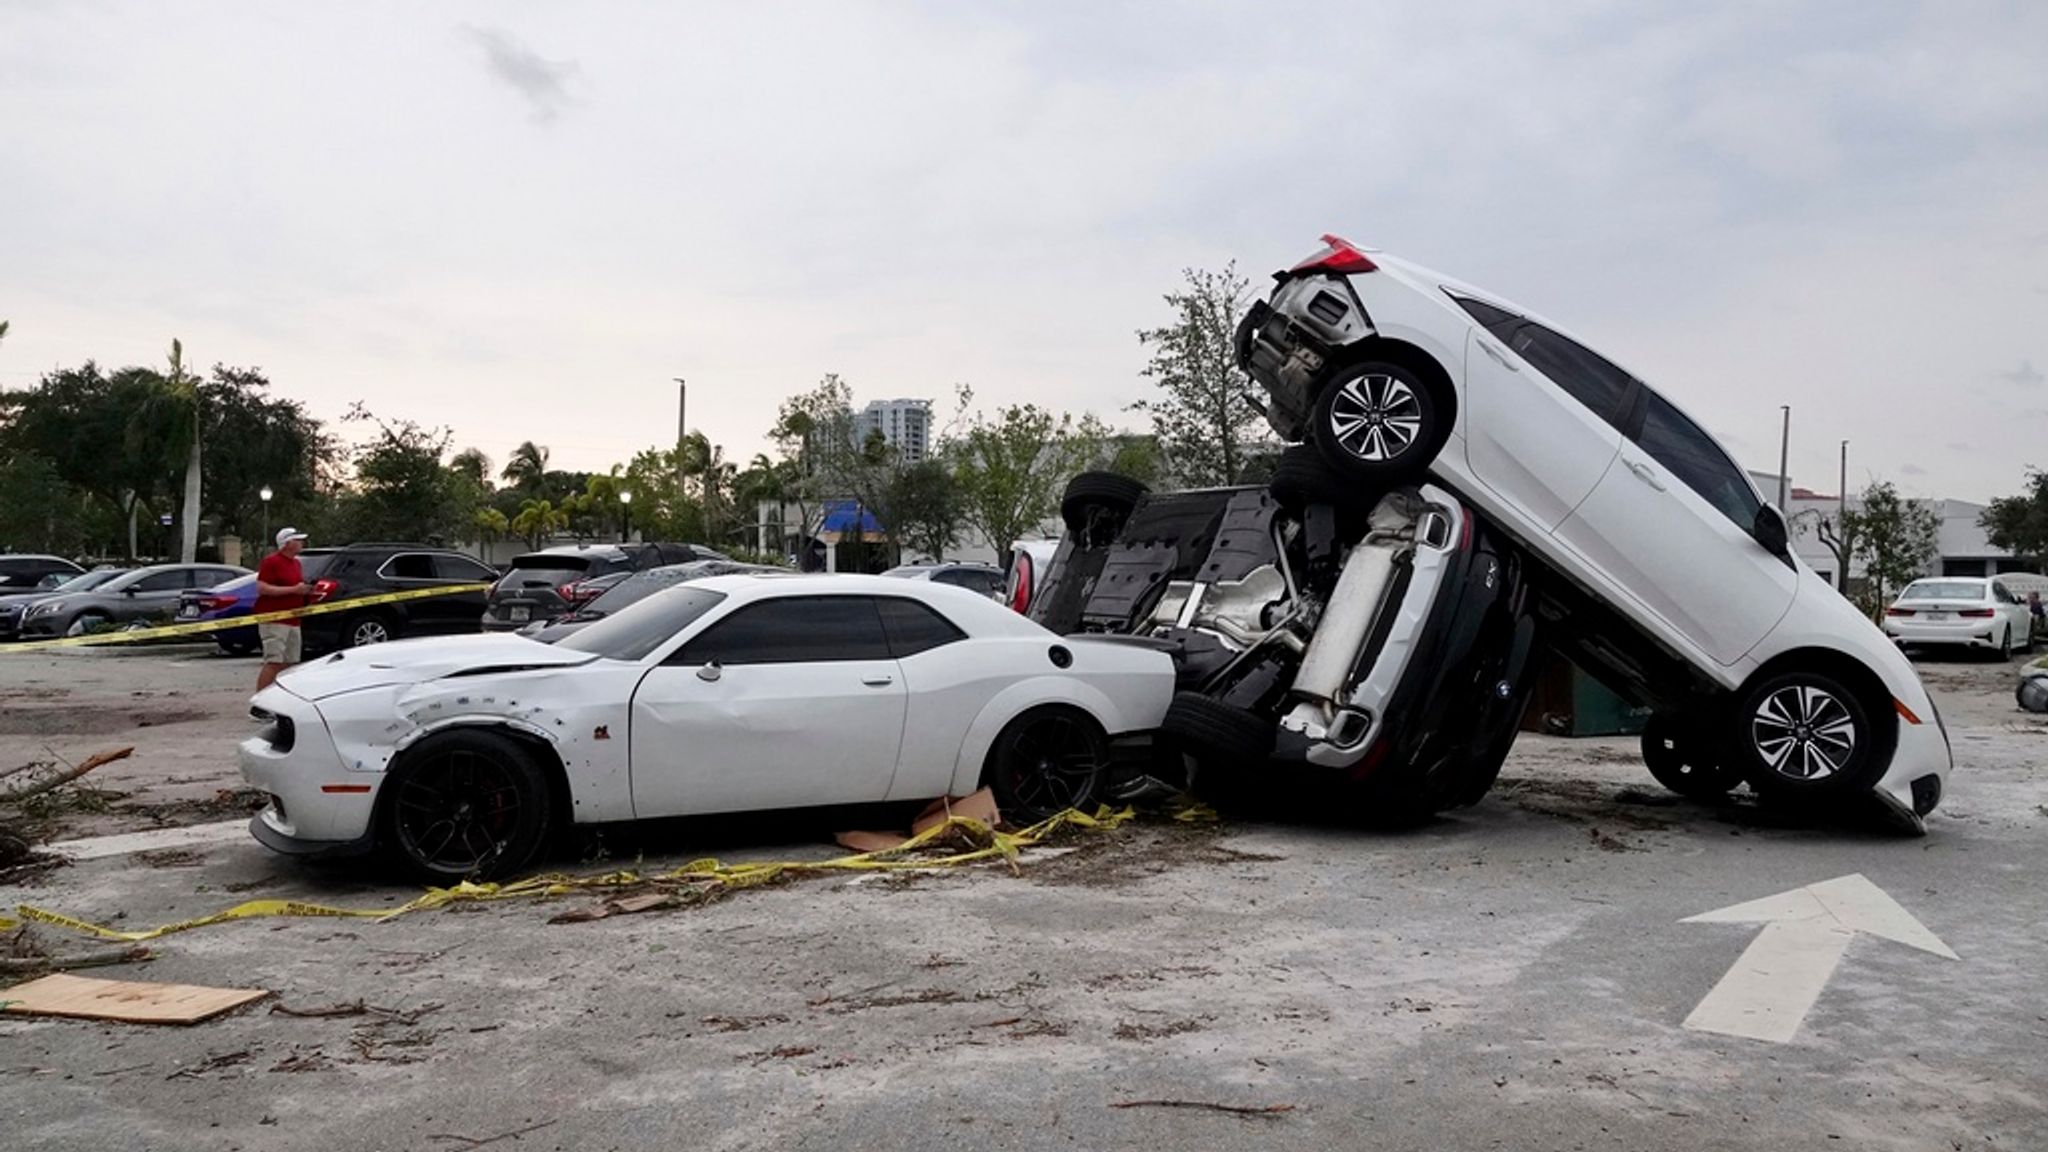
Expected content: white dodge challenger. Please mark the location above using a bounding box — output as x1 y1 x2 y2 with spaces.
241 573 1176 882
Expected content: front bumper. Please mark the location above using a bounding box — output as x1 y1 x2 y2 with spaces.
1883 620 1999 647
1867 704 1954 833
239 685 384 852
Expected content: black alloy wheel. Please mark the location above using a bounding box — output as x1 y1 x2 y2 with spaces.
383 730 550 884
986 708 1109 824
1640 713 1741 800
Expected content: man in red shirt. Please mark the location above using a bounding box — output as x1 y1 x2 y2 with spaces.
255 527 314 690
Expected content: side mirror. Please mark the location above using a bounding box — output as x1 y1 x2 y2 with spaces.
122 586 139 597
1754 506 1790 559
695 660 722 683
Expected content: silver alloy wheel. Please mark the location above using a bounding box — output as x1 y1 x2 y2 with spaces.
352 618 391 646
1326 373 1424 463
1750 684 1858 781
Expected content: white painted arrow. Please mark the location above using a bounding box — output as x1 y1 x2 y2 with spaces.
1681 873 1957 1043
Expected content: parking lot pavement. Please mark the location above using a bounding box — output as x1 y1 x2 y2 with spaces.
2 652 2044 1150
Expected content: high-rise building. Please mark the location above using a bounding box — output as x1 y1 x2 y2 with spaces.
854 398 933 464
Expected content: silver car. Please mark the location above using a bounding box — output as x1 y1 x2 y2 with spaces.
17 562 249 639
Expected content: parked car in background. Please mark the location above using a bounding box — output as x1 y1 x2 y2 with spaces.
0 554 83 592
17 563 248 639
177 573 262 655
882 562 1008 600
1235 234 1951 827
1883 577 2036 659
520 559 781 643
482 542 728 632
242 573 1175 882
289 544 501 652
0 567 129 640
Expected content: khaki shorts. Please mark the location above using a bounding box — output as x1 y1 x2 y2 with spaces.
259 623 303 665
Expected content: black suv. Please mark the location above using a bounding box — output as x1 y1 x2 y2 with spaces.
293 543 503 651
0 554 84 593
482 542 728 632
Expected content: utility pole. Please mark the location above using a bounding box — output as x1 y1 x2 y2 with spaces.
1776 405 1791 511
674 377 688 519
1838 439 1850 593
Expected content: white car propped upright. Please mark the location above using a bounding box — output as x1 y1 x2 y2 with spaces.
240 573 1175 882
1237 235 1953 828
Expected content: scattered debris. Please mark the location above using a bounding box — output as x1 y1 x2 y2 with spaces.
547 891 684 924
270 1049 333 1073
134 847 206 868
0 746 134 804
0 938 152 976
1109 1099 1294 1118
741 1044 818 1064
425 1120 557 1148
271 999 442 1026
166 1048 255 1080
1 973 267 1024
835 788 1003 853
1112 1018 1207 1041
699 1013 790 1033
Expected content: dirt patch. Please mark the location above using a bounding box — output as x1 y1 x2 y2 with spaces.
116 787 267 827
0 704 213 737
1025 822 1229 889
1494 776 1684 831
1112 1018 1207 1041
135 847 208 868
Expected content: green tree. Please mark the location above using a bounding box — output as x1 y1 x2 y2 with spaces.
340 405 467 543
198 366 332 541
475 506 510 549
512 497 568 549
128 340 205 562
1843 481 1940 608
768 374 858 548
450 448 492 488
951 391 1092 562
1131 262 1263 486
890 458 962 563
501 440 550 490
1981 469 2048 569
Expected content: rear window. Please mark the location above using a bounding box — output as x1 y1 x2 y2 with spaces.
557 586 728 662
1902 581 1987 601
503 555 597 590
297 552 336 581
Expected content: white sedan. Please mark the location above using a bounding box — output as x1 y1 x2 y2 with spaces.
1883 576 2037 658
240 574 1175 882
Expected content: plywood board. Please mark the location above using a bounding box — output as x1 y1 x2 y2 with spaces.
1 973 269 1025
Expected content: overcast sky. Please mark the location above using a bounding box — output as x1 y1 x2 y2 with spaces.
3 1 2044 501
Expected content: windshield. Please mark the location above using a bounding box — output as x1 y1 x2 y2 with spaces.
1902 581 1987 601
578 567 696 618
557 586 727 661
53 569 127 593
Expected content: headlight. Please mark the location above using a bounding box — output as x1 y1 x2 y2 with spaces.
26 600 64 617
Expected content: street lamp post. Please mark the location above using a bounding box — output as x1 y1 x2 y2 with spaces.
259 486 273 555
618 489 633 543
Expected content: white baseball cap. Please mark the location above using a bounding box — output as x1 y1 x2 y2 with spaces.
275 527 309 547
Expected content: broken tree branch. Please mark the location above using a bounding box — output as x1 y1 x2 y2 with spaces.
426 1120 558 1147
1 747 133 804
1109 1099 1295 1118
0 945 151 975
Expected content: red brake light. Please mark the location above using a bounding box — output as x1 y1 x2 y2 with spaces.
560 581 602 604
1007 554 1033 614
204 594 238 612
309 578 338 603
1959 608 1995 618
1290 233 1378 275
1885 607 1915 617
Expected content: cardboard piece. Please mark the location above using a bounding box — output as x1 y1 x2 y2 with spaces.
833 830 909 853
1 973 269 1025
911 788 1001 836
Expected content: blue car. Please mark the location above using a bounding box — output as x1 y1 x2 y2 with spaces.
177 574 259 655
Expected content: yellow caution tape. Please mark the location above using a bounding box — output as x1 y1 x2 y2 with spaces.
12 807 1137 942
3 583 492 652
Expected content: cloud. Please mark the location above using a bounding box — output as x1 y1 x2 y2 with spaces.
461 26 575 122
2002 359 2045 386
1900 462 1927 475
1946 441 1973 451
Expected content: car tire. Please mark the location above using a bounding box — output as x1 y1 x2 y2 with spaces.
64 611 110 638
1060 472 1148 542
344 613 399 648
983 706 1109 825
216 637 258 657
1267 444 1358 511
1727 670 1884 803
1640 713 1741 800
1309 361 1442 481
1997 627 2013 662
1159 691 1273 801
379 728 552 885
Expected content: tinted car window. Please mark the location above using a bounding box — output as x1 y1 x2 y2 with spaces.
435 555 498 582
133 570 190 593
934 568 1003 596
1451 296 1521 334
675 596 892 666
1501 321 1635 426
297 552 336 581
557 586 728 662
55 570 126 593
877 597 966 658
385 553 436 580
1902 581 1987 601
502 556 595 590
1635 392 1763 531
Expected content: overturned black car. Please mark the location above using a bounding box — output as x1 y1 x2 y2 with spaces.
1030 453 1543 820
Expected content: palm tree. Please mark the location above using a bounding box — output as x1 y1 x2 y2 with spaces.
451 448 492 487
500 441 550 490
128 340 203 562
475 506 509 546
511 498 564 549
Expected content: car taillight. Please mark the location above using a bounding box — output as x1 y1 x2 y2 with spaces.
309 579 338 603
1959 608 1995 618
203 595 238 612
1290 233 1378 275
1886 607 1915 617
1007 554 1033 615
560 581 601 603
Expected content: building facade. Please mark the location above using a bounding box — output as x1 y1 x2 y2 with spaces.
854 399 933 464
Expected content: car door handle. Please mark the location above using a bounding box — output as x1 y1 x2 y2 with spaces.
1476 337 1517 370
860 674 894 687
1625 458 1667 491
